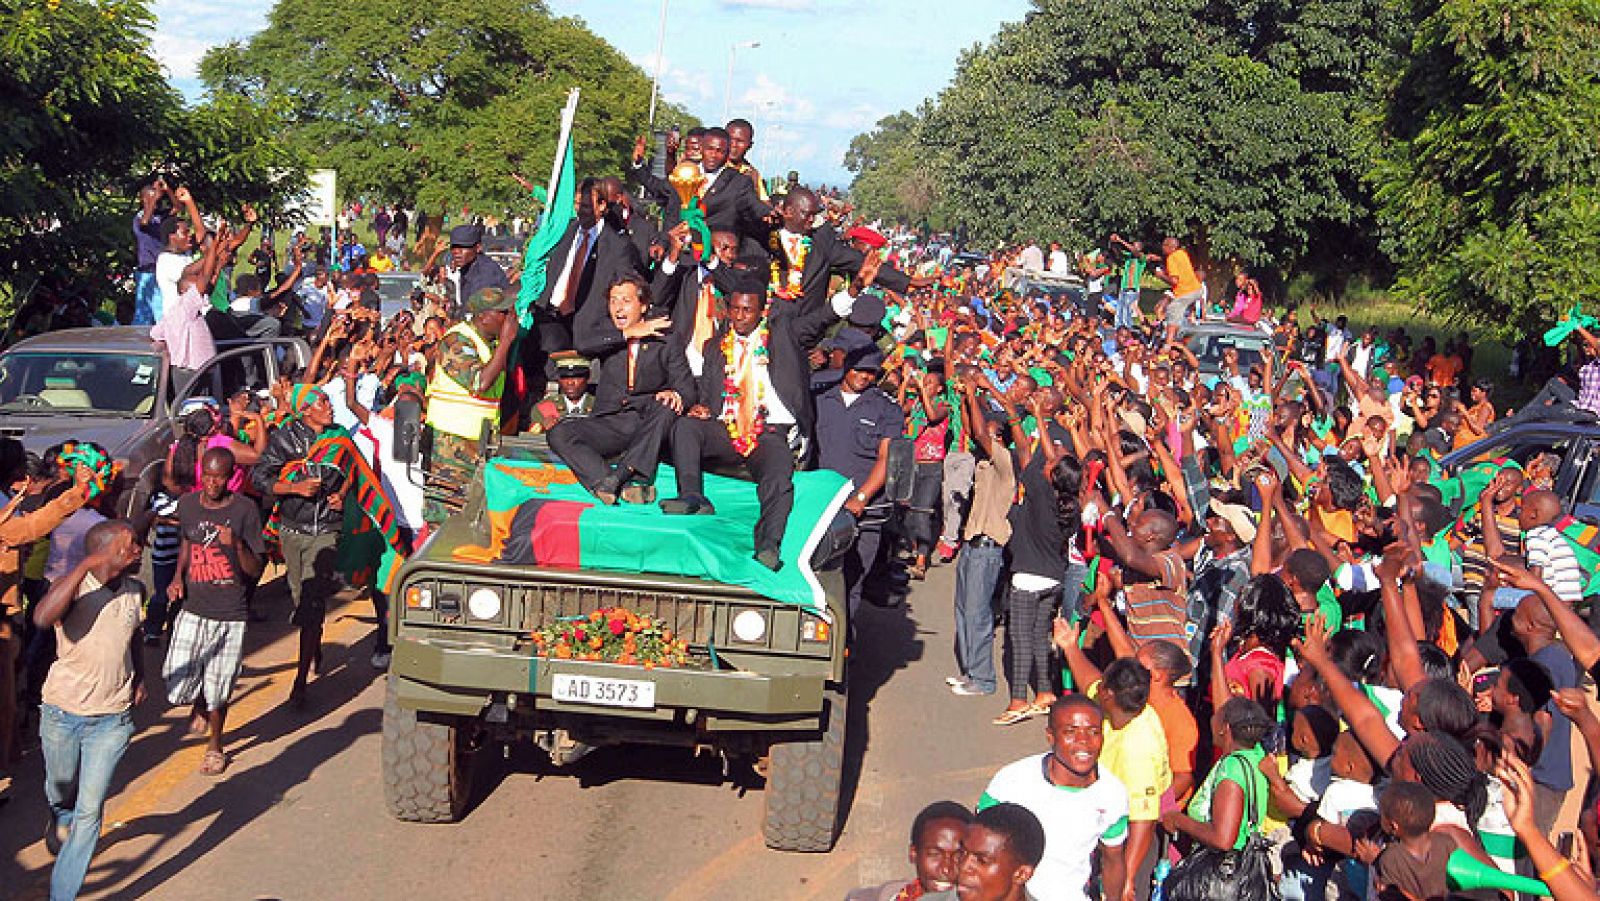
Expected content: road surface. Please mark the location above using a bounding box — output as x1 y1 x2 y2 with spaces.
2 558 1042 899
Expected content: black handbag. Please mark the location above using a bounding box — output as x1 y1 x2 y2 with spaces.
1161 753 1281 901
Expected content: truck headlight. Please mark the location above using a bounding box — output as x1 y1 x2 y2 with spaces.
731 609 768 643
467 588 502 621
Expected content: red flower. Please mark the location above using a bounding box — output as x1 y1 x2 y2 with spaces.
608 618 626 637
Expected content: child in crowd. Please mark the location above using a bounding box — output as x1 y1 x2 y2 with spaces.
1370 781 1456 901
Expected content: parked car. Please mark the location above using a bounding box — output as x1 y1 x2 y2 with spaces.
0 328 309 517
1178 321 1274 379
1440 410 1600 525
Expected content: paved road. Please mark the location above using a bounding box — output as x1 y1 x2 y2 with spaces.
2 559 1042 900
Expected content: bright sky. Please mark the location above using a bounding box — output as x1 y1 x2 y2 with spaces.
148 0 1030 186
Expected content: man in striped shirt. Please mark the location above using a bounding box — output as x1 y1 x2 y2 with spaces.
1519 490 1586 606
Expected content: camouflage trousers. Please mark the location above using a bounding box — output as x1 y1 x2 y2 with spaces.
423 428 481 524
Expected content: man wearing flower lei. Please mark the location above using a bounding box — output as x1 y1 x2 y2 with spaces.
663 263 868 571
765 187 921 315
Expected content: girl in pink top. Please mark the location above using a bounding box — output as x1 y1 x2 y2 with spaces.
165 400 266 495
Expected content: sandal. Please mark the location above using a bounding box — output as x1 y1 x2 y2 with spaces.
992 706 1035 726
199 750 228 776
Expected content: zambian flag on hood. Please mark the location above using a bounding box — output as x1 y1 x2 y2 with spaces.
453 456 851 617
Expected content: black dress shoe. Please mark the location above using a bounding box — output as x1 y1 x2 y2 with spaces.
660 495 716 515
592 470 627 506
754 547 783 572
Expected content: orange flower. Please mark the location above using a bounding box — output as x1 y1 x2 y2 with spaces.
588 635 604 650
661 628 674 643
554 643 572 659
589 610 604 623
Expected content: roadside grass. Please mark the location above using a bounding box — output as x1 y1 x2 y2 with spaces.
1293 291 1531 408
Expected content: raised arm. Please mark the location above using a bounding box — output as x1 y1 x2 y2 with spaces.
1294 614 1401 765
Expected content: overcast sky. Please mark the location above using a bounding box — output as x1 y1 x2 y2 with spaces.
149 0 1030 186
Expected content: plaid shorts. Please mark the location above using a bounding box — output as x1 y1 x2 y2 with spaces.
162 610 246 710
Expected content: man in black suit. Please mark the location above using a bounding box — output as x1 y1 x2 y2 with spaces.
548 273 688 505
651 225 740 375
661 262 868 571
697 127 773 252
629 128 772 253
767 187 921 314
601 175 662 266
515 178 645 410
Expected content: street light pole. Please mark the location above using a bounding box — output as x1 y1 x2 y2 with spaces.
646 0 669 128
723 40 759 123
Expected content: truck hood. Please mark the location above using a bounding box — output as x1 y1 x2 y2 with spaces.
0 414 158 460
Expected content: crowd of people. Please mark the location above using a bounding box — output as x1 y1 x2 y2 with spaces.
7 110 1600 901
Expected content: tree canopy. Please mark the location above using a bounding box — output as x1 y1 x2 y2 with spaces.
1 0 303 307
200 0 695 217
852 0 1402 279
1369 0 1600 334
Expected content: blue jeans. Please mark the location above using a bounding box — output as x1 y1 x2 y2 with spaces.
954 542 1004 692
145 559 177 637
133 271 160 325
40 704 134 901
1060 560 1089 619
1115 289 1139 328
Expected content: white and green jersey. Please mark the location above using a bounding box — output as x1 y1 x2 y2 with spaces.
980 755 1130 901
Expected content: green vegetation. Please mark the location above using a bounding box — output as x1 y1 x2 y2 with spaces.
847 0 1600 339
199 0 696 220
0 0 303 312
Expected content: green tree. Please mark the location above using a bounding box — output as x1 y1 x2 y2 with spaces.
200 0 694 217
844 109 946 228
1370 0 1600 335
0 0 304 311
871 0 1400 285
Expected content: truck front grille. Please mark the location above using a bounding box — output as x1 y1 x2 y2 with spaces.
513 584 720 646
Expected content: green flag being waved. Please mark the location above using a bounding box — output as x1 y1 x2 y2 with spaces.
517 89 579 329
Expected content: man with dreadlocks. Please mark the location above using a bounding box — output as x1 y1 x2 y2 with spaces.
252 386 344 708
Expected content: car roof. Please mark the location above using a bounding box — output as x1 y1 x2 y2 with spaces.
1179 323 1268 338
1440 419 1600 469
6 326 162 356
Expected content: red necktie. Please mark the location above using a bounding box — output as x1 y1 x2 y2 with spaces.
559 229 590 316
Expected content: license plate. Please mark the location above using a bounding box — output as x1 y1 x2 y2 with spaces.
550 673 656 709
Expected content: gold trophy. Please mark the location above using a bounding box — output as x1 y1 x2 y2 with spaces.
668 160 705 207
668 161 708 257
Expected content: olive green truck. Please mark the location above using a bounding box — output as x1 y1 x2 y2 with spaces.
380 437 851 852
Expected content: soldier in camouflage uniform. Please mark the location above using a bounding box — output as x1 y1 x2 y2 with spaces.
423 288 511 522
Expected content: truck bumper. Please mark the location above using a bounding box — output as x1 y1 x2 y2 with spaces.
391 636 826 732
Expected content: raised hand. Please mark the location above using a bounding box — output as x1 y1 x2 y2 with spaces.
623 316 672 340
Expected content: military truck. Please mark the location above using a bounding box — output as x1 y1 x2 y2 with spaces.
380 435 852 852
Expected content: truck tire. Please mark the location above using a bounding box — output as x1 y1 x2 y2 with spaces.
762 685 846 852
382 678 475 823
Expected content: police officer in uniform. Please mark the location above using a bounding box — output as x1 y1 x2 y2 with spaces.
423 287 510 522
813 345 904 615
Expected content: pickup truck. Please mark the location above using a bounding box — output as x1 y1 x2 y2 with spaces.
0 327 309 517
382 435 852 852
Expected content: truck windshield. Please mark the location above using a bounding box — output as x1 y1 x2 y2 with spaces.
0 351 161 415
